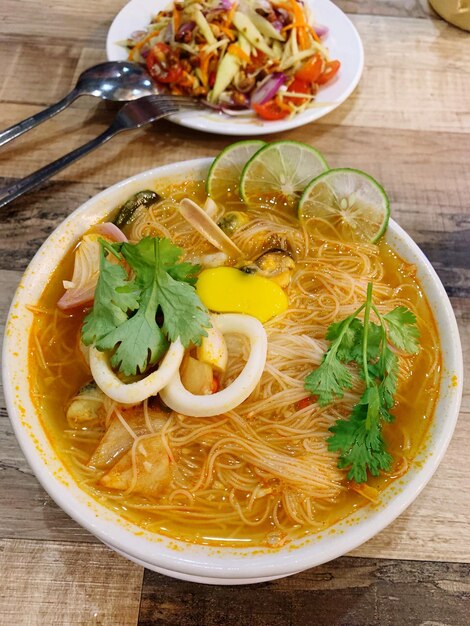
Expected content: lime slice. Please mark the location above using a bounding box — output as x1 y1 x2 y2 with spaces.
298 168 390 243
239 141 328 213
206 140 266 203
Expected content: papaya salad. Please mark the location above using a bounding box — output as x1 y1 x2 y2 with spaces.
124 0 340 121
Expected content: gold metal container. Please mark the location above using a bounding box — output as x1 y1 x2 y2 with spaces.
429 0 470 31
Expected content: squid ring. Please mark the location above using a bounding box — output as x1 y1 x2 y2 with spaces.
90 339 185 404
160 314 267 417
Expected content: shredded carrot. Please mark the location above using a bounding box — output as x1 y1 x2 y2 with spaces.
350 482 380 503
228 43 251 63
173 7 181 34
219 25 236 41
282 21 320 43
224 1 238 27
128 29 160 59
278 0 312 50
199 52 213 88
275 95 292 113
308 24 321 43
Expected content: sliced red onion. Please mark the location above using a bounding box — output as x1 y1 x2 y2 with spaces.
163 21 173 43
272 20 283 31
175 20 196 41
314 23 329 38
274 8 290 24
92 222 128 243
250 73 286 106
131 30 147 41
219 91 250 109
220 0 234 9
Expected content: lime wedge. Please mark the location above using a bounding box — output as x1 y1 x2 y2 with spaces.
239 141 328 213
206 140 266 203
298 168 390 243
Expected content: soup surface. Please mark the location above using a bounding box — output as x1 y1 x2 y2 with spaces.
29 177 440 547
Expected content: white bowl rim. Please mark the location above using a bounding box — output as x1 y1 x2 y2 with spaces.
2 157 463 580
105 0 365 136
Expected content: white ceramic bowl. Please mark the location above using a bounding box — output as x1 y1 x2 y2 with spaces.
3 159 463 585
106 0 364 136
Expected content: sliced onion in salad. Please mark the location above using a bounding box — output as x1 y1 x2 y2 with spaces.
314 24 329 38
250 73 286 105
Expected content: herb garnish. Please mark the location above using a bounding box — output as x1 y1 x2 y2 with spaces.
305 283 420 483
82 237 211 377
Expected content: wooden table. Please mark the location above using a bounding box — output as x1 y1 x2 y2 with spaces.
0 1 469 624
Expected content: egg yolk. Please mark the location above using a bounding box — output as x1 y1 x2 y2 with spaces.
196 267 289 323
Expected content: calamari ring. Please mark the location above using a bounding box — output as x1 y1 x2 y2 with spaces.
90 339 184 404
160 314 267 417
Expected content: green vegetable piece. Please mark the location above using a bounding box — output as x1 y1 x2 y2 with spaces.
305 353 353 406
209 51 241 103
304 282 421 483
81 237 211 377
82 248 139 347
232 12 275 58
384 306 420 354
193 8 217 45
328 393 393 483
113 190 161 228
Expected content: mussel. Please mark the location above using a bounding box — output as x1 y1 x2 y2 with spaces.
218 211 250 235
241 249 295 288
113 190 161 228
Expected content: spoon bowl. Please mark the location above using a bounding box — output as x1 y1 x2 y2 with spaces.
74 61 156 101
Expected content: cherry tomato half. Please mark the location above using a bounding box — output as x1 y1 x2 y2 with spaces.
252 99 289 121
295 55 323 84
284 78 311 106
317 60 341 85
146 43 183 84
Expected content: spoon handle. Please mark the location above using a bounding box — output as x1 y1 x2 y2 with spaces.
0 126 119 209
0 90 79 148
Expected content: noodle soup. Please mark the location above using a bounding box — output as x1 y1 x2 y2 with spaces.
29 176 440 548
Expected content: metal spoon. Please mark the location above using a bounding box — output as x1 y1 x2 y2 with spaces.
0 61 156 148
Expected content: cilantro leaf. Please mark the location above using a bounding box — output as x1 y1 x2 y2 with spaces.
96 283 168 376
81 237 211 377
328 389 393 483
379 347 399 413
305 353 353 406
384 306 420 354
81 249 139 346
305 283 420 483
157 270 210 346
327 317 363 362
167 262 200 285
120 238 210 348
348 321 382 365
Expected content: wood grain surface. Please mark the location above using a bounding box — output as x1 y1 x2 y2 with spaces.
0 0 469 624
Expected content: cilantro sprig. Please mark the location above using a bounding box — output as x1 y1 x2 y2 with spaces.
305 283 420 483
82 237 211 377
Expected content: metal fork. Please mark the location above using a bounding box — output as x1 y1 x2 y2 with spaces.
0 95 204 209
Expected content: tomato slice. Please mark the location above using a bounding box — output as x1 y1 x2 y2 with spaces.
146 43 183 84
284 78 311 106
295 396 316 411
295 55 323 84
317 60 341 85
252 99 289 121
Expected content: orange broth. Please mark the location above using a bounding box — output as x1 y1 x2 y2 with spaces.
28 180 441 547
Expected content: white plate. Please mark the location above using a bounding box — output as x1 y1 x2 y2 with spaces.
106 0 364 135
